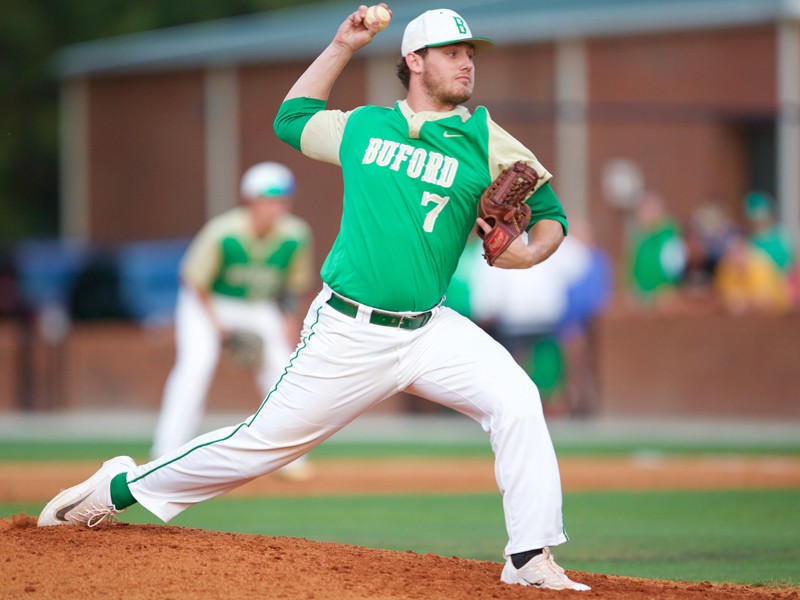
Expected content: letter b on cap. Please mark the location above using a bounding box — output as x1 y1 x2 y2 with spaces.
453 17 467 34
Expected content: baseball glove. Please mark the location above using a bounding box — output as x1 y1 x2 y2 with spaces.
476 161 539 266
222 329 264 369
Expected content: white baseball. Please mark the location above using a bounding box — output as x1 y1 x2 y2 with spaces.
364 5 391 31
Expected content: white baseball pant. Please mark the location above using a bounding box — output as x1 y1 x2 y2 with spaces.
131 284 568 556
150 287 292 458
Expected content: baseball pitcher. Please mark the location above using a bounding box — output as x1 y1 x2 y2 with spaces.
39 5 589 591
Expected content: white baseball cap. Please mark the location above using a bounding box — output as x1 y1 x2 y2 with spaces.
240 162 295 200
401 9 494 57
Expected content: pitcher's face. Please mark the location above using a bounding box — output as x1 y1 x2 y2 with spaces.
420 43 475 106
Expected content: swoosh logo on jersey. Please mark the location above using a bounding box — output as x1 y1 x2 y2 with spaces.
443 132 463 138
55 493 92 522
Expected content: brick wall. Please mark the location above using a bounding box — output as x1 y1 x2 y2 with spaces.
596 310 800 418
2 312 797 418
0 320 412 415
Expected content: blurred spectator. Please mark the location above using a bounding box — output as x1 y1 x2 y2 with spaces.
13 238 90 317
714 229 791 315
68 249 129 321
469 228 591 404
445 221 613 415
682 199 737 298
743 191 796 274
11 238 90 410
555 221 613 417
0 248 36 411
625 190 687 309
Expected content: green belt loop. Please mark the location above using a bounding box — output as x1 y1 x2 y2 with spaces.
327 294 359 318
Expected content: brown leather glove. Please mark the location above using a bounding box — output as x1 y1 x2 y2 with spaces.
222 329 264 369
475 162 539 266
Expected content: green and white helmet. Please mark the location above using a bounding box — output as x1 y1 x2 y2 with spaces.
240 162 296 200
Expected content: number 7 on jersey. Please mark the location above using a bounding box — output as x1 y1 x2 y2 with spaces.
421 192 450 232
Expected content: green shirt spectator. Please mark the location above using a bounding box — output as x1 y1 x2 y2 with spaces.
627 190 687 304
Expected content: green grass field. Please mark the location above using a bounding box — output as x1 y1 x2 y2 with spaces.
2 439 799 587
2 436 799 461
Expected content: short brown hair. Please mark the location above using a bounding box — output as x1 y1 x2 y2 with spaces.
395 48 428 90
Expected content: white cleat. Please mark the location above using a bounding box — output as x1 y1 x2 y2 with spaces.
500 547 591 591
37 456 136 528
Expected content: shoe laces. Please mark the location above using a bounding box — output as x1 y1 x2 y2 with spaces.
79 504 123 528
520 548 569 585
541 548 566 575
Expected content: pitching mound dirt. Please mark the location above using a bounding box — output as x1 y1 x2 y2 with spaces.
2 515 797 600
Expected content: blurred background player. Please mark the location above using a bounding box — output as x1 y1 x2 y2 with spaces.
151 161 315 479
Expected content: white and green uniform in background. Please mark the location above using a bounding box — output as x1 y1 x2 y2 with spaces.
182 206 311 304
150 206 313 458
127 97 570 557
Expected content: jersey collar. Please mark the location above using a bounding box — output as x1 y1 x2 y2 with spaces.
397 100 471 139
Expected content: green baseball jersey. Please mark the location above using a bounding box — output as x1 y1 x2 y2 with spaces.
275 97 566 312
181 206 313 301
628 218 685 297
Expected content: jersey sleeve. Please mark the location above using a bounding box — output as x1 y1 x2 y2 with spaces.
528 183 568 236
274 97 350 165
485 112 552 185
282 217 315 296
180 221 223 291
485 111 566 235
285 235 314 296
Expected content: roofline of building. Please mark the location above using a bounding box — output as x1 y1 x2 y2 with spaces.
55 0 798 79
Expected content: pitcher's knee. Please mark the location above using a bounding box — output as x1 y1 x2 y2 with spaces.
489 396 545 430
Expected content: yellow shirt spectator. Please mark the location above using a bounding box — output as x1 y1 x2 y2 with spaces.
715 234 790 315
